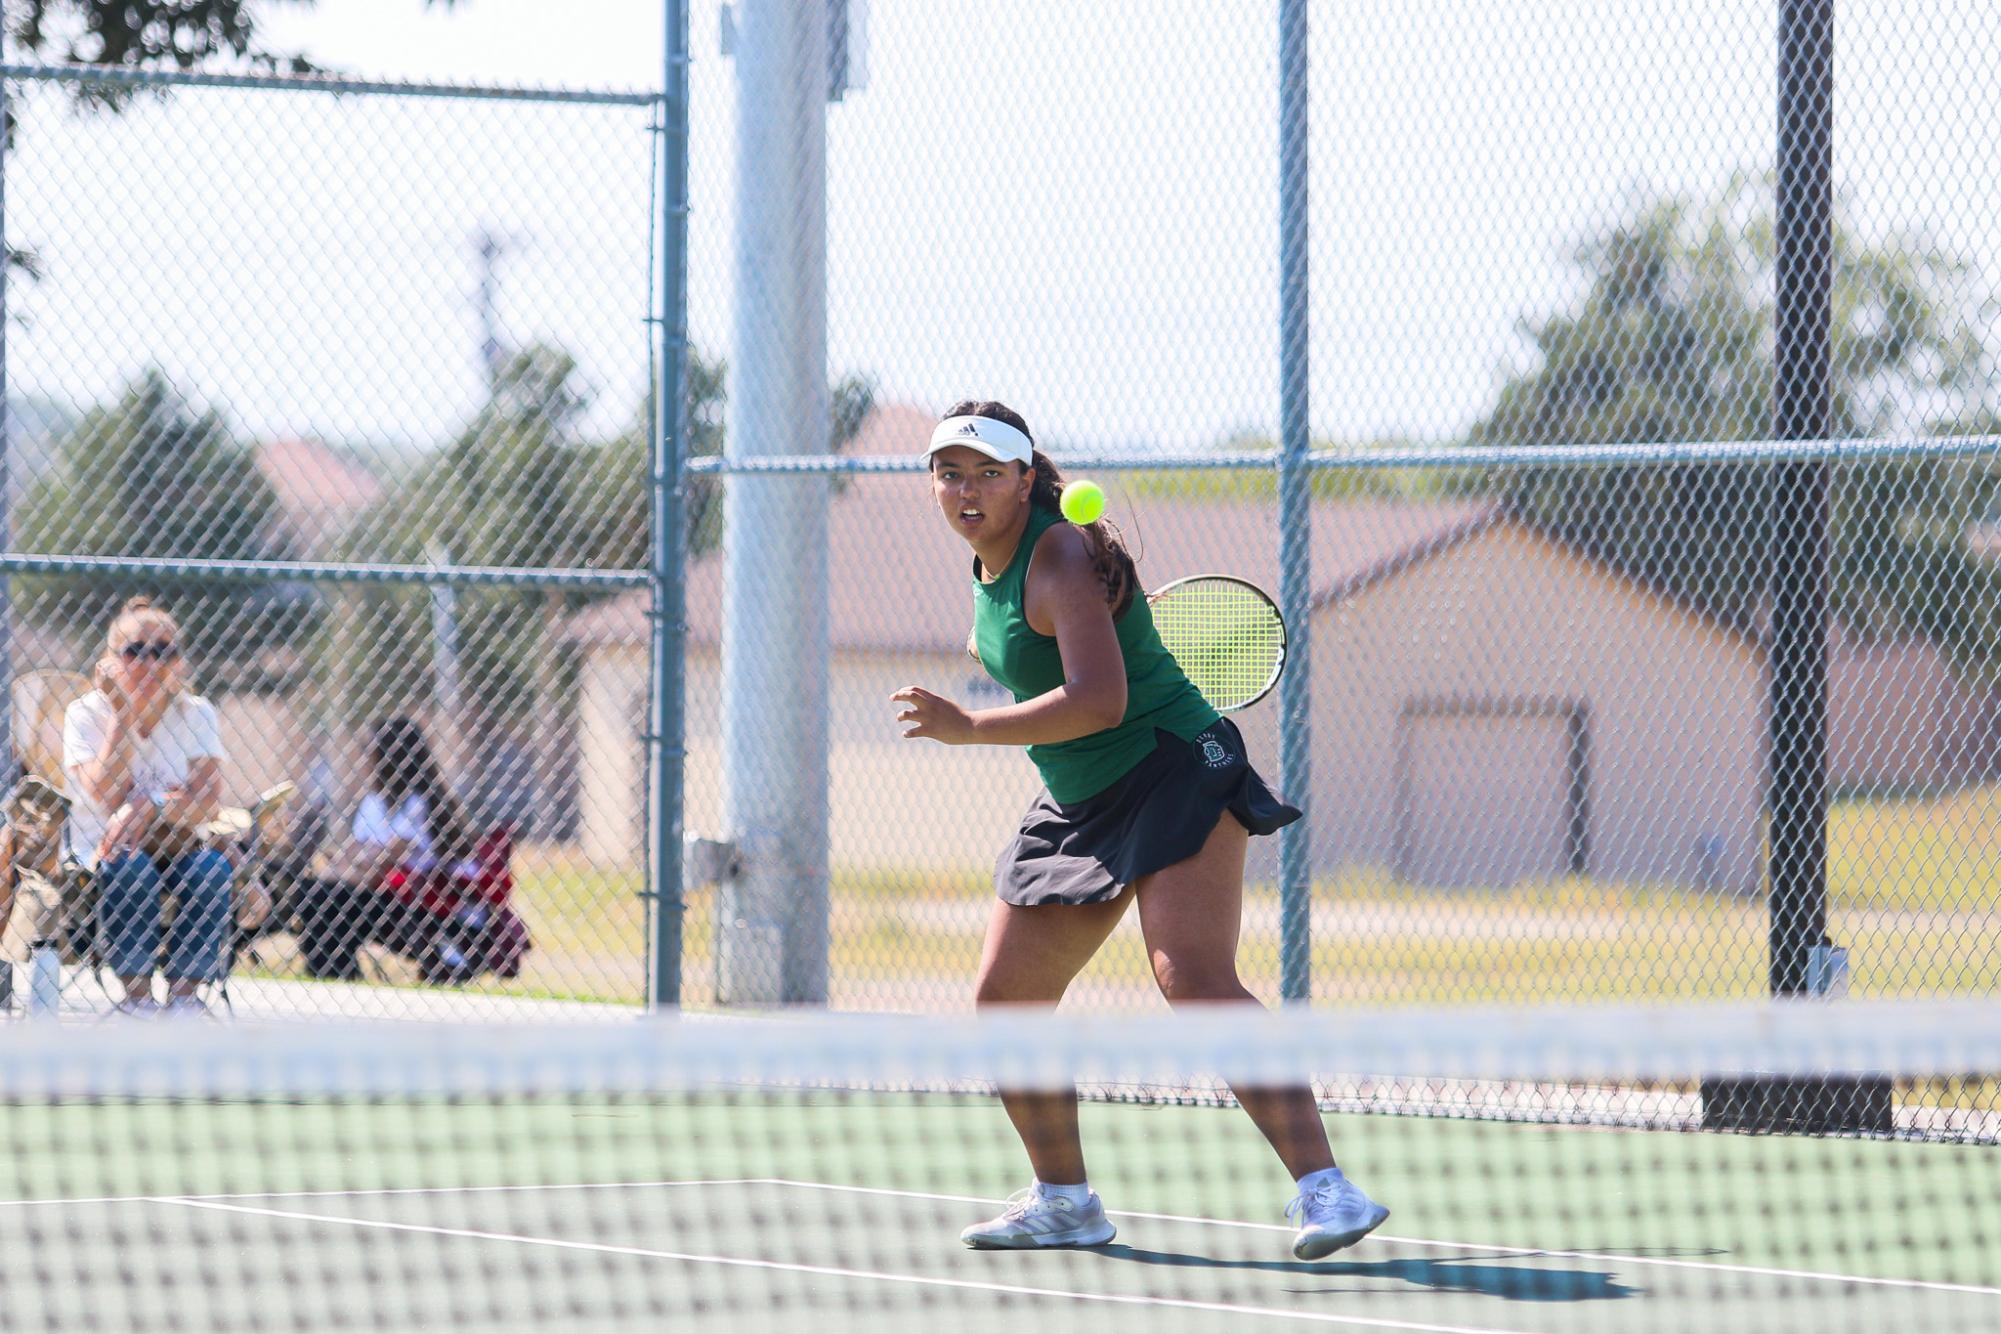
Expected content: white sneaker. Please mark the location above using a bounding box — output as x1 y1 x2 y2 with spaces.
1286 1170 1389 1260
960 1187 1117 1249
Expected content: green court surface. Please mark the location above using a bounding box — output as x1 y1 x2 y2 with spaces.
8 1093 1998 1333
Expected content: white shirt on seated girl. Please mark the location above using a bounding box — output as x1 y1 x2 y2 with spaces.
351 792 480 879
62 690 223 871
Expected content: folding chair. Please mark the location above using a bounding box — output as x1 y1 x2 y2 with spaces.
5 671 97 1014
1 775 90 1016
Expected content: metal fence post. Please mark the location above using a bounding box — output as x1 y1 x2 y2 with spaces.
1276 0 1313 1004
649 0 691 1011
721 0 831 1005
1 76 12 778
1768 0 1835 997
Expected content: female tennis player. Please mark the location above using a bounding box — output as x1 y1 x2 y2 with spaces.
893 401 1389 1259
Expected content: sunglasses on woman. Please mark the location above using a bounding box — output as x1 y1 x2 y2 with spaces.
118 640 181 661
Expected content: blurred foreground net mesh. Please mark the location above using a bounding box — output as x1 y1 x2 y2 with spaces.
7 1001 1998 1333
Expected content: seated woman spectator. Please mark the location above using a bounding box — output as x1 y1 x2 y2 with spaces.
62 597 234 1015
296 716 524 983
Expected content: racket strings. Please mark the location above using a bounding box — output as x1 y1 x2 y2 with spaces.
1150 578 1285 711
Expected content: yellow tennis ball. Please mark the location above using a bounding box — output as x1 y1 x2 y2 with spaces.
1060 480 1105 525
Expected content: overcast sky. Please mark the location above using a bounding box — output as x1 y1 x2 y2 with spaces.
6 1 1997 453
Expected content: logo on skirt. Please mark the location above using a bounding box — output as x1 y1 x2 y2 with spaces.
1199 736 1231 768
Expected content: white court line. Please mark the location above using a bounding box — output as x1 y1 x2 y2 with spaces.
759 1178 2001 1300
29 1174 1999 1302
1 1179 765 1209
149 1195 1531 1334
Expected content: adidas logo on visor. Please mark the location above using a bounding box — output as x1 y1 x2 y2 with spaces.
927 413 1034 465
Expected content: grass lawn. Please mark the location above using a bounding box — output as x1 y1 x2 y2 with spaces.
251 787 2000 1012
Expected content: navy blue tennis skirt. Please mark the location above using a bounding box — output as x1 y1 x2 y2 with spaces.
994 716 1302 906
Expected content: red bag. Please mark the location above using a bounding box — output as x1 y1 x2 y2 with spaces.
380 826 531 982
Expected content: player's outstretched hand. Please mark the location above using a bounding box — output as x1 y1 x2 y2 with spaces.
892 686 975 745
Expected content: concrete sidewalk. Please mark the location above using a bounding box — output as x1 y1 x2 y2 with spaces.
5 957 638 1024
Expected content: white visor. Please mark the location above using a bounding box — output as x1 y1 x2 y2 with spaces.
924 415 1036 467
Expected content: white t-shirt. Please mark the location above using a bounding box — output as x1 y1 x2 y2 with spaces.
352 792 478 878
62 691 224 870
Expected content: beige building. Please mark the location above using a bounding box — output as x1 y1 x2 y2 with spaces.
567 405 1039 875
568 407 1997 892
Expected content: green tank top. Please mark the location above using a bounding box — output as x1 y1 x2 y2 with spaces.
972 504 1220 802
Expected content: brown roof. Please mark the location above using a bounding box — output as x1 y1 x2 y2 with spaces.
564 430 1497 655
844 401 935 457
255 438 384 553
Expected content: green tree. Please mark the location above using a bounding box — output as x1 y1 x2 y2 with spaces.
575 354 877 568
8 1 459 72
18 368 298 664
337 344 878 722
569 347 727 573
331 345 588 728
334 343 876 832
1474 173 2001 672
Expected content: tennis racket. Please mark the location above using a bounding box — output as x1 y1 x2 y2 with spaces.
1147 575 1287 713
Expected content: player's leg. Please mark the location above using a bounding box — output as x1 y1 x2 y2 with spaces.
962 893 1128 1249
1132 811 1389 1257
1131 812 1332 1173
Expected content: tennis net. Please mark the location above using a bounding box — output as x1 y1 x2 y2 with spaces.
5 1001 1998 1332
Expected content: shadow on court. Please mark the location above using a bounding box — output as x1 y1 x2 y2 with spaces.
1091 1246 1641 1302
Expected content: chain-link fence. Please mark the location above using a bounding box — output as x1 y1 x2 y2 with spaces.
4 3 1999 1028
1 64 661 1016
665 0 2001 1016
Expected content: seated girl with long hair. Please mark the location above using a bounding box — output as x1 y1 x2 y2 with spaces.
294 716 480 980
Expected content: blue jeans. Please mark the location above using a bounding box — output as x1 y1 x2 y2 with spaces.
97 849 234 982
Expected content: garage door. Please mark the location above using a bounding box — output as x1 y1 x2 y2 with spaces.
1396 707 1580 888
